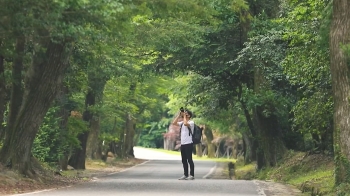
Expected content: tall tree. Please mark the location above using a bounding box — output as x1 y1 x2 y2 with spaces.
0 42 6 139
0 0 133 176
0 39 71 177
330 0 350 185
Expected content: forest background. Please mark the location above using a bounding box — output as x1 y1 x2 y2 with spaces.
0 0 350 195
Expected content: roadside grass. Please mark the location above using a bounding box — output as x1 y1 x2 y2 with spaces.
233 162 257 180
234 151 335 196
51 158 142 179
0 157 146 195
263 151 335 196
287 170 333 195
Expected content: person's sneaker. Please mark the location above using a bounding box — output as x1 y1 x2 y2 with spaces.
186 175 195 180
178 175 187 180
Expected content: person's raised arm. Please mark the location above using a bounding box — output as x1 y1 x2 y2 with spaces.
172 112 182 126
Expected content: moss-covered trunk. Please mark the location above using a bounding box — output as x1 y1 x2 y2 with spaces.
0 40 70 176
330 0 350 185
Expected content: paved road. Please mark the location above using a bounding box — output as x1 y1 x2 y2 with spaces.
16 147 265 196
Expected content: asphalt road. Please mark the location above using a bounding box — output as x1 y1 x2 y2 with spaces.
16 147 266 196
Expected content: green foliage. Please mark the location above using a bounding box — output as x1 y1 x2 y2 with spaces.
137 119 168 148
53 116 86 161
100 68 174 149
66 116 88 148
292 94 333 135
0 0 344 189
277 0 333 152
32 107 61 162
280 0 331 88
335 183 350 196
32 106 87 163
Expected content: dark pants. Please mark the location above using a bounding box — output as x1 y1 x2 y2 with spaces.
181 143 194 177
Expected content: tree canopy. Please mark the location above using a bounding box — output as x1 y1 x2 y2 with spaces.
0 0 350 193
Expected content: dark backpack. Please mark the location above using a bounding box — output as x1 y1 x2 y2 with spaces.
180 123 203 145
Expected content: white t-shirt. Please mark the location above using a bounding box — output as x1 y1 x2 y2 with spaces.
177 120 195 145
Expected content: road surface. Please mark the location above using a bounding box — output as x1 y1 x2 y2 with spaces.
15 147 266 196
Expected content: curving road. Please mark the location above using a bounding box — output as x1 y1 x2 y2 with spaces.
15 147 266 196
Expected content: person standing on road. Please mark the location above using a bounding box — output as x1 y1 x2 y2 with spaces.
172 108 195 180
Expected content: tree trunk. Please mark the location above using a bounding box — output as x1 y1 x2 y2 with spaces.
242 131 252 164
254 106 285 169
106 117 119 158
196 144 203 157
123 83 137 158
203 125 215 158
69 91 94 169
311 133 320 151
330 0 350 185
163 129 176 150
237 84 258 162
320 126 333 153
0 40 70 176
86 115 101 159
57 85 70 170
253 66 286 170
6 37 25 137
86 80 105 160
68 128 88 169
0 50 6 140
124 113 135 157
231 138 241 159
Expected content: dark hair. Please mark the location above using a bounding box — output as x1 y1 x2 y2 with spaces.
185 110 193 118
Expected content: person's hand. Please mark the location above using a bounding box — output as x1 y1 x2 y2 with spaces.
183 112 187 119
